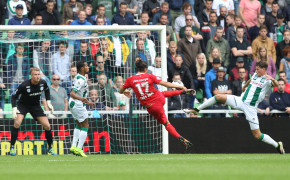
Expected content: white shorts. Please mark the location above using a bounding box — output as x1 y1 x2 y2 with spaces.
69 99 88 123
225 95 259 130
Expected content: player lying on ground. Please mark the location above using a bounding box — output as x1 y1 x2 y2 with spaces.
69 61 95 157
120 60 195 149
10 67 56 156
184 61 285 154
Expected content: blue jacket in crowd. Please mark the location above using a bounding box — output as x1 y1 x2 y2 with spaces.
166 0 188 11
6 54 30 83
269 91 290 112
8 16 31 36
204 68 217 99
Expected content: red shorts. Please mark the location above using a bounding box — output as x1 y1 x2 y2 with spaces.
146 92 167 124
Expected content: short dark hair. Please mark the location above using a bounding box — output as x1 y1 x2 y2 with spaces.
120 2 127 7
59 40 68 48
272 1 279 6
76 61 86 73
135 60 148 72
259 25 268 31
278 78 285 84
210 11 217 16
236 26 244 31
256 60 268 70
160 13 168 19
279 71 286 75
216 26 223 31
97 4 105 9
238 67 246 72
283 46 290 57
173 72 181 78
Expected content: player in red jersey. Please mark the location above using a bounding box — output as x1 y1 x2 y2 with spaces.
120 60 194 149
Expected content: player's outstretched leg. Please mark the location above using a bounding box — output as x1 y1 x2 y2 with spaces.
184 95 226 115
254 130 285 154
162 89 196 98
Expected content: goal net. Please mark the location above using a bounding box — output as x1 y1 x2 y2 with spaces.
0 25 168 155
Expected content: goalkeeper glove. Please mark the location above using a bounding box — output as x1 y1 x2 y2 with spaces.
47 100 54 114
12 107 19 120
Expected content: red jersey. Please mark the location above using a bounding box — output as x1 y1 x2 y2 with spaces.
273 82 290 93
123 73 162 106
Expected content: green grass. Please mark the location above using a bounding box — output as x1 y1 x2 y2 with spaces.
1 154 290 180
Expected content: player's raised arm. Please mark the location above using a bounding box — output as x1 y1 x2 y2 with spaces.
266 74 278 87
159 80 188 91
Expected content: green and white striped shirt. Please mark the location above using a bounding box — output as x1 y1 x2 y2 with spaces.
71 73 88 103
241 73 272 108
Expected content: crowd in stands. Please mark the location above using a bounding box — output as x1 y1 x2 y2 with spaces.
0 0 290 118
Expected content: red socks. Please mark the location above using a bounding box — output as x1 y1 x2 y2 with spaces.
165 124 181 139
162 90 183 97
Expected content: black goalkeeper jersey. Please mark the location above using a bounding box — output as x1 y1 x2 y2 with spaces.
11 79 50 107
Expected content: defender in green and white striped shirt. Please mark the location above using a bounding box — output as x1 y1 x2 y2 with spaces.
69 61 95 157
184 61 285 154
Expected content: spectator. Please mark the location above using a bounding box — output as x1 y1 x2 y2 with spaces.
206 26 230 68
211 66 232 117
178 26 202 68
112 76 130 110
153 2 172 26
43 74 68 119
7 0 28 20
178 14 203 42
89 33 100 60
269 79 290 116
32 13 43 25
261 0 274 15
195 0 206 16
252 25 276 64
33 40 53 84
87 89 111 111
94 74 117 108
203 11 218 39
168 73 190 118
0 31 17 67
230 25 252 69
40 0 61 25
143 0 160 22
168 54 194 90
117 0 139 15
73 40 94 66
148 56 163 90
89 55 114 85
136 31 156 62
112 2 134 25
166 0 187 27
208 47 222 70
167 41 184 69
227 15 249 45
139 11 151 25
225 14 235 41
190 53 208 98
217 6 227 28
205 58 222 99
70 10 92 26
157 14 175 42
197 0 213 27
62 0 83 24
92 1 115 21
279 46 290 82
174 2 200 35
248 14 266 42
265 1 280 30
6 43 30 95
239 0 261 28
212 0 235 16
270 13 290 46
276 29 290 68
90 4 111 25
232 67 247 96
273 71 290 93
84 4 94 24
229 57 249 81
52 41 70 83
62 65 77 97
251 46 276 78
8 4 31 36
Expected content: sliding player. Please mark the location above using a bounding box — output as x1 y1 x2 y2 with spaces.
120 60 194 149
184 61 285 154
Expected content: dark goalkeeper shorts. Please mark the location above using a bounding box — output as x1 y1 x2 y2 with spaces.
17 103 46 120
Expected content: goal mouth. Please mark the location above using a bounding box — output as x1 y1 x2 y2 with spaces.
0 25 168 155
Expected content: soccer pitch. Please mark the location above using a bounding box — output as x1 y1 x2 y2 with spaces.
1 154 289 180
